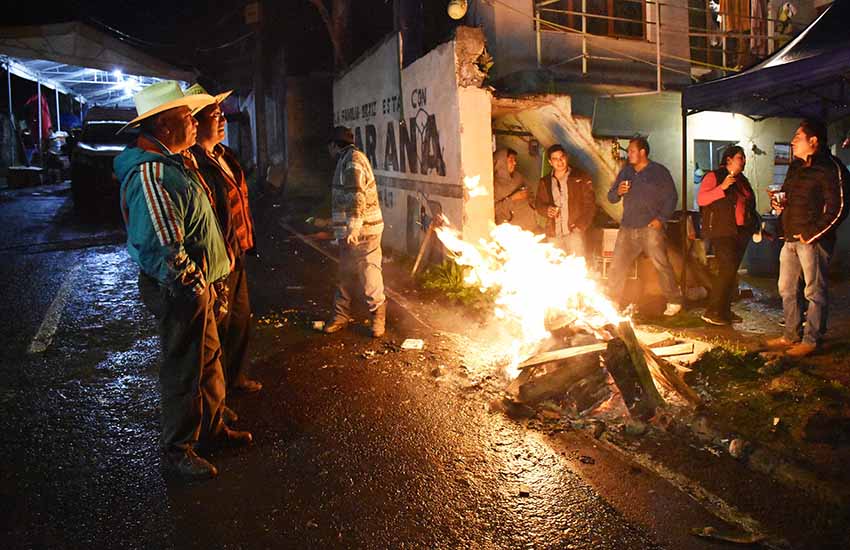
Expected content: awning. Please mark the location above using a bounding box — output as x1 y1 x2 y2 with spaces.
682 0 850 122
0 21 196 107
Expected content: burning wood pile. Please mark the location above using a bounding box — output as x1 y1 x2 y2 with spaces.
433 204 700 421
507 322 700 420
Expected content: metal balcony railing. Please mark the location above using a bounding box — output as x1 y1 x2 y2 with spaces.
527 0 803 87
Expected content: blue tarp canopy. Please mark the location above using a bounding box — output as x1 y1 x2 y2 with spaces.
682 0 850 122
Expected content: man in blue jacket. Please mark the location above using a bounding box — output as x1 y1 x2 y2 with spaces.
114 81 251 480
606 137 683 315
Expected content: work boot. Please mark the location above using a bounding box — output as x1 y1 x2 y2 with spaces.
216 426 254 448
371 302 387 338
222 405 239 424
167 448 218 480
232 377 263 394
323 315 351 334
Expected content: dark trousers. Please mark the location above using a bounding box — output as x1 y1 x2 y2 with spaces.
139 275 226 453
219 255 253 387
707 228 750 320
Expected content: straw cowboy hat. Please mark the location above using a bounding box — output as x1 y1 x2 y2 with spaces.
184 83 233 109
118 80 215 133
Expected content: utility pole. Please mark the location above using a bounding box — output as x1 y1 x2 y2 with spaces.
247 0 268 186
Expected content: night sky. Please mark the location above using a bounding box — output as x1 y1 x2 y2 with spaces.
9 0 407 86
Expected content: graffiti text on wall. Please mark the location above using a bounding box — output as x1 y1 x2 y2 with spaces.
334 88 446 177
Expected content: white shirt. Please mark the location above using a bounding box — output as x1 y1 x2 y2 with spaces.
551 172 570 237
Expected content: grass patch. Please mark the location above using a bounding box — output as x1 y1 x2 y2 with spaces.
691 346 765 382
418 260 495 312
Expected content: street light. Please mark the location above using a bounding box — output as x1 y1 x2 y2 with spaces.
447 0 467 20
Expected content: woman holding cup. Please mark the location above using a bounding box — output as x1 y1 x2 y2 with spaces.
697 145 758 325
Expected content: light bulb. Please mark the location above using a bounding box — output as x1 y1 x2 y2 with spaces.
448 0 467 20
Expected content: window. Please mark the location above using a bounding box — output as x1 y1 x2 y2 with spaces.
773 143 791 185
538 0 645 40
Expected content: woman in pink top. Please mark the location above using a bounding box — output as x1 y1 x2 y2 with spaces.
697 145 758 325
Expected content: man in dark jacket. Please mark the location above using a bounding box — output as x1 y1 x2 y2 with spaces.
535 144 596 258
768 119 848 357
606 137 682 315
189 85 262 395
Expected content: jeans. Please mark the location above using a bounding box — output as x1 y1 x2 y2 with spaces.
607 226 682 305
334 233 386 318
551 230 586 259
778 240 831 345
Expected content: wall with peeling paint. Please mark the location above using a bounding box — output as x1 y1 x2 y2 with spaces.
333 32 493 255
494 94 623 223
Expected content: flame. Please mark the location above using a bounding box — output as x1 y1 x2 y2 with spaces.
463 175 488 198
434 219 624 378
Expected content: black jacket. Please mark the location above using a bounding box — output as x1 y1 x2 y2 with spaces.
699 167 757 239
780 151 848 244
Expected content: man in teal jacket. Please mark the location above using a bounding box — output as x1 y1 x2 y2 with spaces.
114 81 251 480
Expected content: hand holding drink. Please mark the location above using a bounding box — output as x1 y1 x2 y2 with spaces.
618 180 631 196
720 171 737 190
767 184 786 213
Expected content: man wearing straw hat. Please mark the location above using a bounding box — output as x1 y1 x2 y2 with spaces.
185 84 262 399
114 81 252 480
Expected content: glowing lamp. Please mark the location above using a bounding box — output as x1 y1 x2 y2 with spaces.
447 0 467 19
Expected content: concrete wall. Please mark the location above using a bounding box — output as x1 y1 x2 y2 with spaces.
333 32 493 255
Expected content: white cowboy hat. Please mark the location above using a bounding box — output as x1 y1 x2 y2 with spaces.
117 80 216 133
184 83 233 110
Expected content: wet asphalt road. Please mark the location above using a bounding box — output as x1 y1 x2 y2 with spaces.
0 184 749 549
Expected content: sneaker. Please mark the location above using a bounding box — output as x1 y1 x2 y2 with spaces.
786 342 817 358
232 378 262 393
663 303 682 317
701 312 730 326
323 316 350 334
167 448 218 480
222 405 239 424
765 336 796 349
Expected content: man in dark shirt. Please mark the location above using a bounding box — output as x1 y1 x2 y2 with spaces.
768 119 847 357
606 137 682 315
189 85 262 395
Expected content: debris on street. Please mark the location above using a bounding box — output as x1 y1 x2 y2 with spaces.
401 338 425 350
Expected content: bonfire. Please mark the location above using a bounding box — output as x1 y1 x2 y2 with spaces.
432 178 699 419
